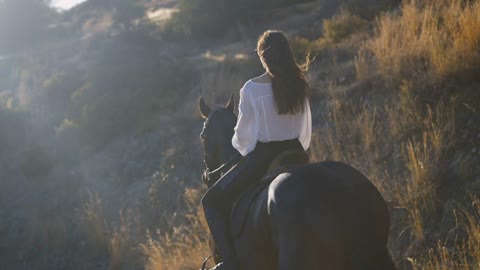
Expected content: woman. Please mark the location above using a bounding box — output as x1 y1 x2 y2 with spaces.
202 30 312 270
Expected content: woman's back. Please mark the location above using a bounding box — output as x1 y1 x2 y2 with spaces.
246 80 310 142
232 79 311 156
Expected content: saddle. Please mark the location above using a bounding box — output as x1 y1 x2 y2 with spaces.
230 149 309 237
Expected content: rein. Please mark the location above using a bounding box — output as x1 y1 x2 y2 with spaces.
200 154 241 269
204 152 242 184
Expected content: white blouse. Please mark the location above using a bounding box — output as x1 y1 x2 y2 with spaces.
231 79 312 156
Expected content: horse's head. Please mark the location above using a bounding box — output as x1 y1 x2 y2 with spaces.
199 95 238 188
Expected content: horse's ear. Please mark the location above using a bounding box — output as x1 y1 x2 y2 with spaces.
225 94 234 112
199 97 212 119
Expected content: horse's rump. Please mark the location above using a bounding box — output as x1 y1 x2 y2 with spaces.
228 162 394 269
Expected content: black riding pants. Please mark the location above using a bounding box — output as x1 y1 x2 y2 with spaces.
202 139 304 212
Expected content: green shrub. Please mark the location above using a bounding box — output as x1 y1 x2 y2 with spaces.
344 0 396 19
290 37 317 62
289 36 343 68
323 10 369 44
163 0 251 38
163 0 316 39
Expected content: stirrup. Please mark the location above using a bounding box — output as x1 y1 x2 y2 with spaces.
207 262 225 270
200 256 224 270
200 255 213 270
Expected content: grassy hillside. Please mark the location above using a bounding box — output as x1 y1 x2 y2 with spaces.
0 0 478 269
142 1 480 269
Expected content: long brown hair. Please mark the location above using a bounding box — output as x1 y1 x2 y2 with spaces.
257 30 309 115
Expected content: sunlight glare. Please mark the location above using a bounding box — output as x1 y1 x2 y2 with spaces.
50 0 87 10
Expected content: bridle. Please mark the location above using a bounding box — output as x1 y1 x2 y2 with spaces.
200 108 240 186
202 152 241 186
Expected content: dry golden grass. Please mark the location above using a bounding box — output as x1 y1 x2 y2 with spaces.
142 95 475 270
77 192 108 255
108 209 137 270
308 67 475 268
77 192 140 269
141 188 212 270
141 88 474 269
383 81 420 140
137 75 475 269
137 2 480 269
360 0 480 82
465 199 480 269
4 2 477 270
354 47 373 81
141 207 212 270
391 96 457 245
408 197 480 270
309 92 386 192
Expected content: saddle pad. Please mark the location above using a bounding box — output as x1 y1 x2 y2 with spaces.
230 181 270 237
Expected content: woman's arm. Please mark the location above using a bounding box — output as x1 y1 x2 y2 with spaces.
232 84 258 156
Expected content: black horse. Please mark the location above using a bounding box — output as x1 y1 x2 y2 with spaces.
199 96 396 270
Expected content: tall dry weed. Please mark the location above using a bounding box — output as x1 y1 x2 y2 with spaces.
309 75 467 268
391 98 457 254
146 3 479 267
408 197 480 270
77 193 140 268
385 80 422 138
360 0 480 82
325 99 381 163
77 192 108 255
108 209 137 270
141 189 212 270
465 198 480 268
354 47 373 81
309 94 388 193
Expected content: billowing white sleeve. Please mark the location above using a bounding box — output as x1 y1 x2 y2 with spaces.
232 86 258 156
299 100 312 150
